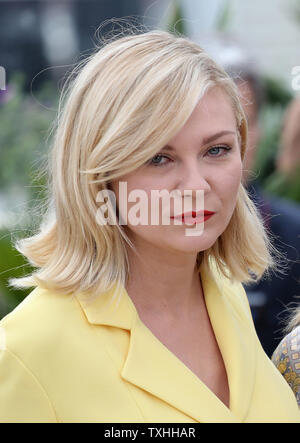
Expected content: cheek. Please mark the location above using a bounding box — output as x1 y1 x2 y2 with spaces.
216 159 242 207
112 176 156 227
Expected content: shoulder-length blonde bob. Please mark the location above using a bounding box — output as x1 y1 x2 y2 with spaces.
8 28 284 298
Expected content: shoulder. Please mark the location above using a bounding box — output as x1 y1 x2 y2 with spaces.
0 286 85 361
0 287 86 422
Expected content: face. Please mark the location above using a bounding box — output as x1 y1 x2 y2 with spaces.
110 87 243 260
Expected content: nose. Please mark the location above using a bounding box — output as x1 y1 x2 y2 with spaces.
172 163 211 214
175 162 211 196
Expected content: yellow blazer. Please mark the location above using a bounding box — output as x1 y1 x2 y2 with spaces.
0 262 299 423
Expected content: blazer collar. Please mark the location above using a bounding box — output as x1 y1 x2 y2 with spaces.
76 280 136 330
76 261 256 422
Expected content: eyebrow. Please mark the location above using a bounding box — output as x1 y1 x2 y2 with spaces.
162 130 237 152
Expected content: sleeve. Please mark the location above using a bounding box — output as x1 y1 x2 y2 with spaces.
0 348 58 423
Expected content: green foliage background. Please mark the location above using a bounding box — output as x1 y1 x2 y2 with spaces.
0 73 58 318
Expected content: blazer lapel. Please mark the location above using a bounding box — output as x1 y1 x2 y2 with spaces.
76 261 257 423
201 263 257 421
121 310 240 422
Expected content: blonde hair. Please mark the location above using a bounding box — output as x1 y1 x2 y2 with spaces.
8 28 285 298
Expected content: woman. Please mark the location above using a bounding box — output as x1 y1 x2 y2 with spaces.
272 307 300 407
0 29 299 423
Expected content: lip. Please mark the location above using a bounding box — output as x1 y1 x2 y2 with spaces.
170 211 215 220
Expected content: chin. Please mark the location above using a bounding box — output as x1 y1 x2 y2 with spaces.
165 230 219 254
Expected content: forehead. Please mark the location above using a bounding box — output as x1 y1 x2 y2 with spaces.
168 87 237 146
190 87 235 126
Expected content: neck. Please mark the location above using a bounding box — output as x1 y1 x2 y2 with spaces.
125 241 203 321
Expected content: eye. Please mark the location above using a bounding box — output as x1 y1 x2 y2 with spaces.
206 145 232 158
148 145 232 167
148 154 172 167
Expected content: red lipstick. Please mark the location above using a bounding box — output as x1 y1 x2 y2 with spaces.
171 211 215 224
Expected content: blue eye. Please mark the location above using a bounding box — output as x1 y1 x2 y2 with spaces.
148 145 232 167
149 154 171 167
207 146 232 157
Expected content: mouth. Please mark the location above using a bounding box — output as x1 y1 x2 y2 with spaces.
170 211 215 224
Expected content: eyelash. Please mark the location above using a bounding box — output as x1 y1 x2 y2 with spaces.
148 145 232 168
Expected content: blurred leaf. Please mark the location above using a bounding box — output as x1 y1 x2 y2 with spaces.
0 229 34 319
0 72 58 197
253 104 285 180
252 74 295 187
0 74 58 317
287 0 300 25
165 0 187 36
253 95 300 204
263 75 293 107
263 165 300 203
215 0 233 31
